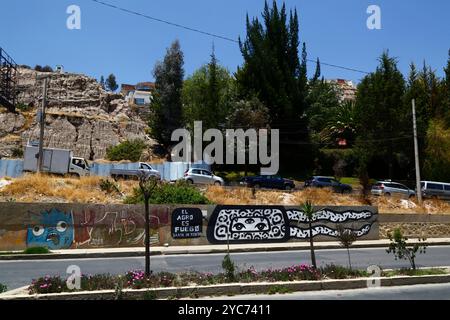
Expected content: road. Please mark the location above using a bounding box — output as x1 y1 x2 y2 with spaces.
203 283 450 300
1 246 450 291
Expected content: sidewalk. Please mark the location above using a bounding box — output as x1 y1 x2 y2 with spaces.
1 238 449 261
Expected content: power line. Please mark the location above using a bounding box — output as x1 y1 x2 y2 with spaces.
90 0 238 43
89 0 371 75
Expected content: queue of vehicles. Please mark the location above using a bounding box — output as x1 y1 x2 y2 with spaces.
21 146 450 199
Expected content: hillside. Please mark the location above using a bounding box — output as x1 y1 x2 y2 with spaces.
0 67 156 160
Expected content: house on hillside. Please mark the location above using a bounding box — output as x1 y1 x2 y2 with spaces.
121 82 155 106
325 79 357 102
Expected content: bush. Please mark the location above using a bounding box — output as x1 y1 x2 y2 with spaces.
222 254 236 282
23 247 51 255
320 264 368 279
386 229 427 270
11 147 23 158
29 276 66 294
124 181 211 205
100 179 120 194
0 283 7 294
106 139 147 162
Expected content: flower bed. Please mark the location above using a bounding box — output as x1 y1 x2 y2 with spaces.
26 264 448 295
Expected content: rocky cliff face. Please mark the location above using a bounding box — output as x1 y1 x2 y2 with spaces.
0 68 155 160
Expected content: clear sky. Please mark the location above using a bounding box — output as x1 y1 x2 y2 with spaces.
1 0 449 85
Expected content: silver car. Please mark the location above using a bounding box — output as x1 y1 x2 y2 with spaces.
183 168 224 186
371 181 416 198
421 181 450 200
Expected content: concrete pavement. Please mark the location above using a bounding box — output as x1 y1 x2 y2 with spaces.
1 238 449 261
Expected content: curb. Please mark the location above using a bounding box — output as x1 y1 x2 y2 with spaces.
2 274 450 300
1 241 450 261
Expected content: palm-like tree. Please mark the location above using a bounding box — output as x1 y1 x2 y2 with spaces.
301 200 317 269
320 100 357 146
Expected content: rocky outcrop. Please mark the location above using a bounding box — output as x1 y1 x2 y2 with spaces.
0 67 156 160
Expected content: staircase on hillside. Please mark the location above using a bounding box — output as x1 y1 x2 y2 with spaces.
0 47 18 113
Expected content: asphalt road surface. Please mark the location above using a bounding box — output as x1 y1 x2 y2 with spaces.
204 283 450 300
1 246 450 291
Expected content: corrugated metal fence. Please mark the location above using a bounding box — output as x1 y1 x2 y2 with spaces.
0 159 210 181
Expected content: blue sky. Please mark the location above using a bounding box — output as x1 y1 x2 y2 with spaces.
1 0 449 85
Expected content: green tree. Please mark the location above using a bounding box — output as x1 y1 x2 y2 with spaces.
386 229 427 271
106 140 146 162
99 76 106 90
442 50 450 126
336 224 357 270
106 74 118 92
182 48 235 130
149 40 185 152
306 80 341 140
354 51 407 179
320 100 357 147
236 1 311 174
423 120 450 181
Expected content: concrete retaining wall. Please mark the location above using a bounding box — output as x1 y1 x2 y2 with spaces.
0 203 379 251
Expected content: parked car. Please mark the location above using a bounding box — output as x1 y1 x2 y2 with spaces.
110 162 161 180
240 175 296 191
304 176 353 193
371 181 416 198
421 181 450 200
183 168 224 186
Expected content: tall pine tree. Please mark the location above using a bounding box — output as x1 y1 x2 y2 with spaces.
354 51 407 179
236 1 311 175
149 40 185 152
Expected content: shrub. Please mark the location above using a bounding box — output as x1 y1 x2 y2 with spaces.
260 265 320 282
0 283 7 294
222 254 236 282
124 181 211 205
320 264 368 279
99 179 120 194
11 147 24 158
29 276 66 294
386 229 427 270
23 247 51 255
106 139 147 162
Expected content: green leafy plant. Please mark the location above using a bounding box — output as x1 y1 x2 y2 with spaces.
267 285 293 295
300 200 317 269
28 276 66 294
143 290 157 300
106 139 146 162
336 224 358 270
23 247 51 255
320 264 368 279
124 181 211 205
386 229 427 270
0 283 7 294
11 147 24 158
222 254 236 282
99 179 121 194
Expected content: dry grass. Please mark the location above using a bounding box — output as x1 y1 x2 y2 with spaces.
0 174 137 204
206 186 450 214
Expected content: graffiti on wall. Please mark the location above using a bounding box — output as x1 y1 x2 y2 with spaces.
207 206 377 244
27 209 75 250
22 206 170 250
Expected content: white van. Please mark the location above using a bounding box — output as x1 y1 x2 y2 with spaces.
421 181 450 200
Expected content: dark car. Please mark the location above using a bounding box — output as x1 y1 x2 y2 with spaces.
240 175 296 191
304 176 353 194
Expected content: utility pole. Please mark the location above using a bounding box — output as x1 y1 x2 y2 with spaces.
412 99 423 205
37 76 49 174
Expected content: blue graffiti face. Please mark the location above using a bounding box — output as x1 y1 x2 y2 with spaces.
27 209 74 250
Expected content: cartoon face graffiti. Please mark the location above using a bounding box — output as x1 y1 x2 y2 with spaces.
231 217 270 233
207 206 290 244
27 209 74 250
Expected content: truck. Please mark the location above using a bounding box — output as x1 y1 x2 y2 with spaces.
23 145 91 177
110 162 161 180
